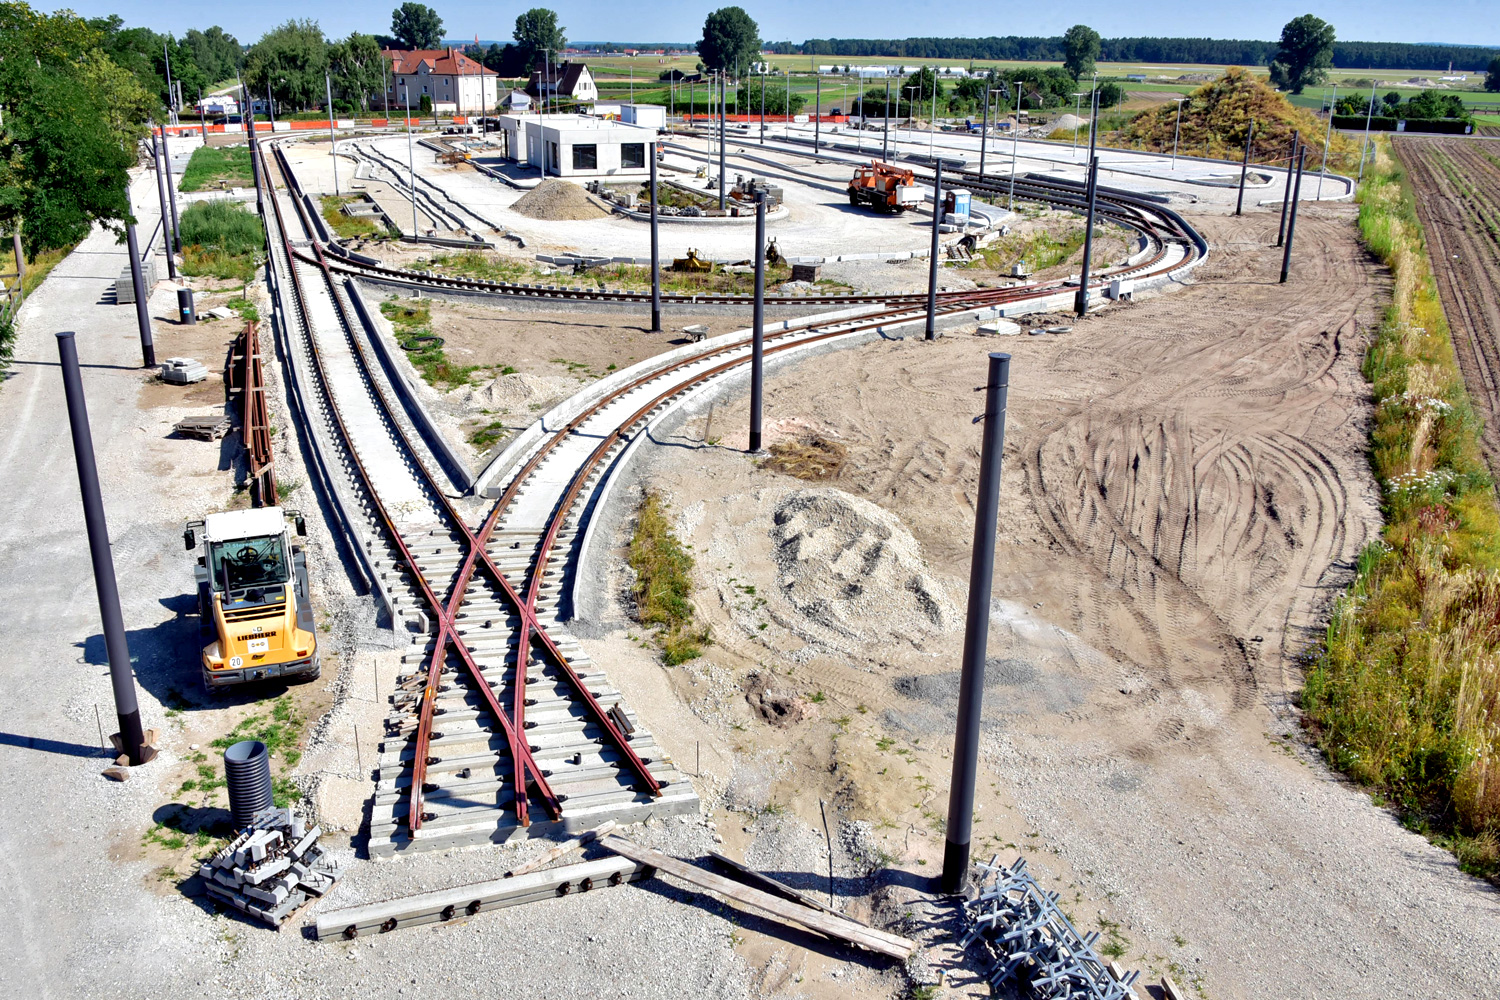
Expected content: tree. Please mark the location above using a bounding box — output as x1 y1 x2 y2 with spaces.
1486 56 1500 92
513 8 565 75
697 7 759 74
1062 24 1100 81
1096 81 1124 109
1268 14 1335 95
0 3 151 259
902 66 943 105
245 20 329 111
329 33 385 113
183 27 242 83
390 3 443 50
735 78 805 116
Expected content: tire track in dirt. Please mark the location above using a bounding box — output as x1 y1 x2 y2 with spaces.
1395 136 1500 477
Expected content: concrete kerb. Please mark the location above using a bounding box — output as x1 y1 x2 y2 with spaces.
471 302 890 499
343 278 474 494
567 294 1107 623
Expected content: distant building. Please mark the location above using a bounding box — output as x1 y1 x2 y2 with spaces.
500 113 654 177
501 89 532 111
383 47 500 114
526 61 599 103
197 95 238 115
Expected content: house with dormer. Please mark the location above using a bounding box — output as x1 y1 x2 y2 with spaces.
383 48 499 115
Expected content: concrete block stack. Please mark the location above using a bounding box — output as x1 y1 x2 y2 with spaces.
199 806 342 925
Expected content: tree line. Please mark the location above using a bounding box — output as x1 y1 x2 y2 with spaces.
766 35 1499 73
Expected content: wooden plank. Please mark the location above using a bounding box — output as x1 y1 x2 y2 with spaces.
504 820 615 878
707 850 868 925
601 835 915 961
313 856 647 940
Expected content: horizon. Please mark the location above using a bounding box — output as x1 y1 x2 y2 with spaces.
62 2 1500 51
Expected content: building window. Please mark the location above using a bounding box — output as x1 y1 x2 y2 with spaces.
621 143 645 169
572 144 597 170
548 141 559 169
423 85 428 93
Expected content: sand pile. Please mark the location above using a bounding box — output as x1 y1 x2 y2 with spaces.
510 179 609 220
1051 114 1083 132
769 488 957 653
465 372 580 413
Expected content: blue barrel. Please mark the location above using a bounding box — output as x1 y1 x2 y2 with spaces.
223 740 273 828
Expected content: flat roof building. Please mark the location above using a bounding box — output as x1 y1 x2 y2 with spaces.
499 114 655 178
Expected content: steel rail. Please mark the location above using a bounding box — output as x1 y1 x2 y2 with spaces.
260 145 569 830
268 144 661 831
261 133 1203 839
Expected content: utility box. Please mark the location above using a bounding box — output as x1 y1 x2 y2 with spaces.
942 189 971 225
1108 278 1134 301
791 263 822 283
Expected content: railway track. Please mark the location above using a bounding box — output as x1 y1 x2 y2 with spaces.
257 134 1207 854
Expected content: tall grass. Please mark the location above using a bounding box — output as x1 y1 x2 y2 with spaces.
179 146 253 192
177 200 263 282
1301 139 1500 880
628 492 709 665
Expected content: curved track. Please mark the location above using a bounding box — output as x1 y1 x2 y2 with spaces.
258 133 1208 853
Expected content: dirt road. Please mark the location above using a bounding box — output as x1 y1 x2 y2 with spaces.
1395 136 1500 476
610 207 1500 998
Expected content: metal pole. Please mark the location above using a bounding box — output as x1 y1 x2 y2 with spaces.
941 350 1009 895
151 131 178 280
1358 80 1377 183
1277 131 1299 247
159 124 182 254
12 230 24 298
719 71 727 211
1317 85 1336 200
267 83 276 127
1087 86 1099 162
1008 82 1020 212
56 331 155 768
815 73 821 153
243 76 262 216
1073 91 1083 157
163 42 175 123
1171 97 1186 169
383 55 389 120
749 194 766 451
760 65 765 144
1235 120 1255 216
198 87 207 143
405 89 418 236
1075 155 1098 317
325 73 340 197
883 76 891 160
649 142 661 332
929 74 936 159
125 224 155 367
925 163 941 341
979 86 989 176
1280 148 1307 284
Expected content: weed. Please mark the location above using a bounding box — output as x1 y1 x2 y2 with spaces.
809 691 826 704
1098 916 1130 959
179 146 254 192
144 823 187 851
178 200 263 282
380 298 483 388
628 491 709 664
320 195 379 239
468 419 508 450
876 736 896 752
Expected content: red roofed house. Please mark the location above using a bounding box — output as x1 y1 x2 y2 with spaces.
383 48 499 115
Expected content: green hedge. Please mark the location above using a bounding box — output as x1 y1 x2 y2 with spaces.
1332 115 1475 134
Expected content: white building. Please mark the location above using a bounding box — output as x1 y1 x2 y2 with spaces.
503 114 655 178
527 61 599 103
383 48 499 115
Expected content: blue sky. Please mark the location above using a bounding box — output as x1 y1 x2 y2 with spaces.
72 0 1500 49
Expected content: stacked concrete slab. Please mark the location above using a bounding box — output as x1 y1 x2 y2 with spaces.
199 806 342 925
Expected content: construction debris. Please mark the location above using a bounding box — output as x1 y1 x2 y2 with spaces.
601 834 916 961
503 820 616 879
160 357 209 384
313 855 650 940
200 806 342 926
962 855 1141 999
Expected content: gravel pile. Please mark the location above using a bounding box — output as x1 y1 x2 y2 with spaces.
769 488 958 654
510 179 610 220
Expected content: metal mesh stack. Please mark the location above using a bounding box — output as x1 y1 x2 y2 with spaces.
199 806 342 925
961 856 1140 999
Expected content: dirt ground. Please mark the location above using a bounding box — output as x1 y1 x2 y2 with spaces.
1395 136 1500 477
581 208 1496 998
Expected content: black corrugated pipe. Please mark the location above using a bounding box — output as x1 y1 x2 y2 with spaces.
224 740 274 828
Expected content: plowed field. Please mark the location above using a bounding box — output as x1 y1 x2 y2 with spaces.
1395 136 1500 475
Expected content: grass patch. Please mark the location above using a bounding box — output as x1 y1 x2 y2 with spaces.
379 297 483 388
628 491 709 664
210 694 305 767
468 419 508 450
320 195 380 239
1300 138 1500 882
179 145 253 192
178 200 263 282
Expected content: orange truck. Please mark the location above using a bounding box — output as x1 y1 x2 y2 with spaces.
847 161 923 213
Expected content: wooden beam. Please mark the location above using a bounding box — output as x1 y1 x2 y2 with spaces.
312 856 649 940
504 820 616 878
601 835 915 961
707 850 869 925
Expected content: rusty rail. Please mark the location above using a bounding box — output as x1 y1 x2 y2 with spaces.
226 322 278 506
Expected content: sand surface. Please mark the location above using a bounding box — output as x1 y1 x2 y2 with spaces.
586 207 1500 998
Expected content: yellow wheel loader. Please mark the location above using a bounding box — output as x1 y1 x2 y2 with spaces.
184 507 319 689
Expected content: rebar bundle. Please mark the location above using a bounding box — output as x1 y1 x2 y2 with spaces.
961 856 1140 999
